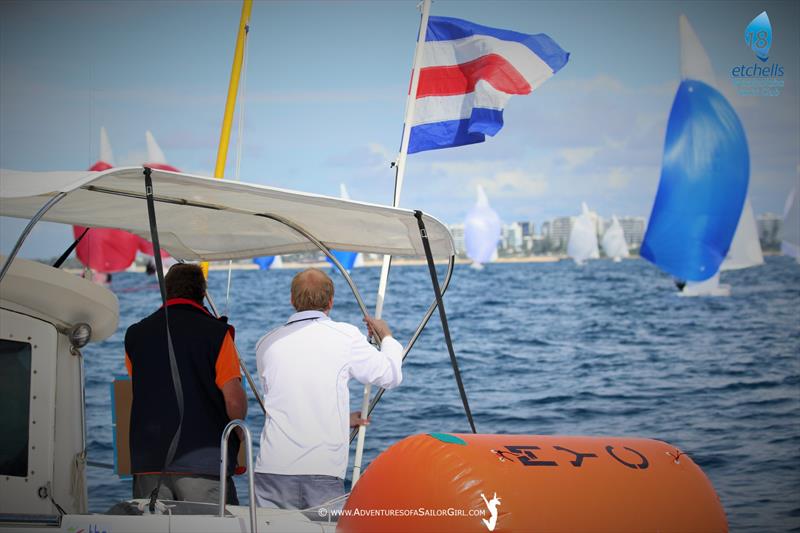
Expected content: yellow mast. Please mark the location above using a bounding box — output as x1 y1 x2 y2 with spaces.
202 0 253 278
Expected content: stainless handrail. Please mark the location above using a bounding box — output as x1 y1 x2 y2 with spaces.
220 420 256 533
0 192 68 284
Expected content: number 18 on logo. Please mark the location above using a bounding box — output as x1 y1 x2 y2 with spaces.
745 11 772 62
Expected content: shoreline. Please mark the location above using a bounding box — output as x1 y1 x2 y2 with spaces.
68 255 571 274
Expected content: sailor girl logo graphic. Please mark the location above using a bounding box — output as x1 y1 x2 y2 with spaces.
744 11 771 62
480 492 501 531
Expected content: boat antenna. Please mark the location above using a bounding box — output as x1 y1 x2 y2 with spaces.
225 17 251 316
351 0 433 486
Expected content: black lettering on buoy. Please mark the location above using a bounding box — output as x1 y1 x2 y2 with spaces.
605 445 650 469
504 445 558 467
553 445 598 467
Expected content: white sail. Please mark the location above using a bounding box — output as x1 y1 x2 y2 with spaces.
567 202 599 265
338 183 363 268
679 14 716 85
145 130 168 164
99 126 115 165
272 255 284 269
721 197 764 271
781 184 800 261
601 215 630 261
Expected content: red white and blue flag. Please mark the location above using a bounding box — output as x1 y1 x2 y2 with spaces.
408 16 569 154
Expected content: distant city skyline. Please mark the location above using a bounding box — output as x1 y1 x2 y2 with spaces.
447 210 785 258
1 1 798 259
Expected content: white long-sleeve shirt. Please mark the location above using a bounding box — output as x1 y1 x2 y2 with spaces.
254 310 403 478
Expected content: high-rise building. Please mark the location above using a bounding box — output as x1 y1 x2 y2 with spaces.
547 216 574 250
448 224 466 255
503 222 524 251
517 221 534 238
756 213 782 249
616 216 646 247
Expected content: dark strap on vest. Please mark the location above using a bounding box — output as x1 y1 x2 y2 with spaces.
144 167 185 512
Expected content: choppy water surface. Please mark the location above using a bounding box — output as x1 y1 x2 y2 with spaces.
83 257 800 531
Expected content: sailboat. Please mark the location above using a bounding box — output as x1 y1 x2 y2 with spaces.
567 202 599 265
325 184 362 272
781 184 799 262
73 128 138 279
641 15 750 297
601 215 630 262
463 185 501 269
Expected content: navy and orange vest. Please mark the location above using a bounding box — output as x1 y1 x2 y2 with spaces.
125 299 239 476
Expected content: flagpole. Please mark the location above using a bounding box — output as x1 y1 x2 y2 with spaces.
201 0 252 278
351 0 432 487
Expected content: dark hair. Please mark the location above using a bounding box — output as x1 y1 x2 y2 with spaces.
291 268 334 312
165 263 206 303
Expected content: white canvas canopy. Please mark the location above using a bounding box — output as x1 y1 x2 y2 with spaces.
0 167 454 261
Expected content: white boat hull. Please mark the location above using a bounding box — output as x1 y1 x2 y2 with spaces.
8 504 336 533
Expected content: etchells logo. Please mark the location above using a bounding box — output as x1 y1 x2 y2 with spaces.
745 11 771 61
730 10 784 96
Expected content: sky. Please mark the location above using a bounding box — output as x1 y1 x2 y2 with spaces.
1 0 798 259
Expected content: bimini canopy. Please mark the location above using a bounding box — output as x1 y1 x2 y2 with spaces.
0 167 454 261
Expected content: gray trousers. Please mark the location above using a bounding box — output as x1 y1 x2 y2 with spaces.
254 472 344 510
133 473 239 505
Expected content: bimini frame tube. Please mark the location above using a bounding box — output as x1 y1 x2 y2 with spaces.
350 254 455 443
0 192 68 284
254 213 372 320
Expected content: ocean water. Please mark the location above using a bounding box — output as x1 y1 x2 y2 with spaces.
83 257 800 531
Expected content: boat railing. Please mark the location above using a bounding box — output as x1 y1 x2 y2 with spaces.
220 419 256 533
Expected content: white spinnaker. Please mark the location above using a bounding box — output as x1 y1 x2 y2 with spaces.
721 197 764 271
601 215 630 260
567 202 599 264
464 185 502 265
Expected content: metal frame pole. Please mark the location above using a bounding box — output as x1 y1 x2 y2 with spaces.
0 192 68 284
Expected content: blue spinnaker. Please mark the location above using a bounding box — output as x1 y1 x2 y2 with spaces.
326 250 358 272
253 256 275 270
641 80 749 282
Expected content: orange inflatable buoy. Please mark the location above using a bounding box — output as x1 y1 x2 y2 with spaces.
338 433 727 532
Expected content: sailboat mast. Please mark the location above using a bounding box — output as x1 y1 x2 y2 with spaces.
214 0 253 179
351 0 432 487
201 0 252 278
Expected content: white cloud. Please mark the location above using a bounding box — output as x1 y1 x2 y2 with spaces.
607 167 634 189
558 147 600 169
477 170 549 198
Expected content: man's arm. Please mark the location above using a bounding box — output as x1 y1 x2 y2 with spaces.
221 378 247 421
349 316 403 389
216 332 248 421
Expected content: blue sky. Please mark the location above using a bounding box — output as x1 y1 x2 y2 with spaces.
1 0 798 258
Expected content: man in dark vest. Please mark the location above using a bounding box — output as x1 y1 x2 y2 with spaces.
125 263 247 503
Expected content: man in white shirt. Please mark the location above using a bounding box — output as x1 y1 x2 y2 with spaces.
254 268 403 510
